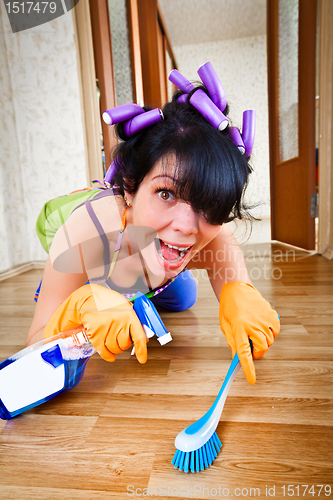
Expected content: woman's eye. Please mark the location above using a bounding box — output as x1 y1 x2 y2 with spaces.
158 190 173 201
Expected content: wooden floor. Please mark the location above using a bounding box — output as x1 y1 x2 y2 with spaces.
0 242 332 499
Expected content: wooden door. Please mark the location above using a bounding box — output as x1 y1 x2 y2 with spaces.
134 0 177 108
89 0 117 171
267 0 317 250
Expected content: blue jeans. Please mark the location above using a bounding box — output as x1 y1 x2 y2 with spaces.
34 270 198 312
150 270 197 311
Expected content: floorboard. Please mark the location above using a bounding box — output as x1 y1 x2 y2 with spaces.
0 243 332 499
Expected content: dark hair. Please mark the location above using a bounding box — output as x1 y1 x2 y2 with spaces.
111 85 253 226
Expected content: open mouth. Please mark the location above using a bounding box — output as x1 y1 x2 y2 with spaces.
155 238 193 265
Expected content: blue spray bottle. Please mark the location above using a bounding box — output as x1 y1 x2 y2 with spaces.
0 293 172 420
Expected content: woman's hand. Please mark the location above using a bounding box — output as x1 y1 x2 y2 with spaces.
43 283 147 363
219 281 280 385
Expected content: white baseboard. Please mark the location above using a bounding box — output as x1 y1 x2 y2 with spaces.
0 261 46 282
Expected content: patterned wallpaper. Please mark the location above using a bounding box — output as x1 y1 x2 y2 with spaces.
0 4 87 273
174 35 271 219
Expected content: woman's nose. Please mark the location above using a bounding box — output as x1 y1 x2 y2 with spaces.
171 202 199 235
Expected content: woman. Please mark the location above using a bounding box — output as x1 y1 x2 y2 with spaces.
26 69 279 385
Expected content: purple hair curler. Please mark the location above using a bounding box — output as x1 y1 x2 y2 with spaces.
102 103 144 126
177 93 188 104
242 110 256 157
189 89 228 131
197 62 227 113
168 69 195 93
229 127 245 155
123 108 164 137
104 160 118 185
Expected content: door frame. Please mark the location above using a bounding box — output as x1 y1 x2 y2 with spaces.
318 0 333 259
130 0 177 108
88 0 117 171
267 0 317 250
72 0 104 184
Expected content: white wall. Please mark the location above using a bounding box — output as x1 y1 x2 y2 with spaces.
174 35 271 222
0 4 88 273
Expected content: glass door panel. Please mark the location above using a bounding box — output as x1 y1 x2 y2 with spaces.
278 0 299 162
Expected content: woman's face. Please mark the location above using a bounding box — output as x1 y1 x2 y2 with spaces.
125 156 221 279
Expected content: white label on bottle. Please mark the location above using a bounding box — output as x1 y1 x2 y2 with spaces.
0 341 65 413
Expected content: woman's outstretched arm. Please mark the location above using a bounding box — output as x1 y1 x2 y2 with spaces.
187 223 251 297
25 205 105 346
26 256 88 346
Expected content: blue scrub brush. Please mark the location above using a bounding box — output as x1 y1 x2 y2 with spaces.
172 352 240 473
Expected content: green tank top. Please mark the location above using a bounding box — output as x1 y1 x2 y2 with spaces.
36 188 103 253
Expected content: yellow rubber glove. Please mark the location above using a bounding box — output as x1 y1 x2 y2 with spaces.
219 281 280 385
43 284 147 363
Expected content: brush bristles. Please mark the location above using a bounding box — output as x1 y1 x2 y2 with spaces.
172 432 222 473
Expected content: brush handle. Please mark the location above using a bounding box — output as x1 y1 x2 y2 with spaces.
185 354 240 436
203 354 240 424
174 353 241 452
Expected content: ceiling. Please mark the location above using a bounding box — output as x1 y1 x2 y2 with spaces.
158 0 266 47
